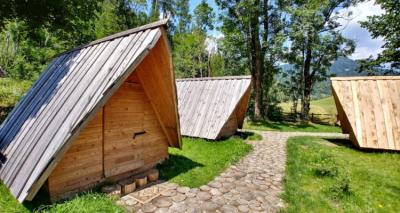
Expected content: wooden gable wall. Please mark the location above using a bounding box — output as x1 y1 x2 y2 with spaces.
332 76 400 150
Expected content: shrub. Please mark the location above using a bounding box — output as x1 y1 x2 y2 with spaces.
313 162 339 177
267 104 283 121
327 170 353 199
312 151 338 177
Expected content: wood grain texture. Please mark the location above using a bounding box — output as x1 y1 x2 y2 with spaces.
176 76 252 140
331 76 400 150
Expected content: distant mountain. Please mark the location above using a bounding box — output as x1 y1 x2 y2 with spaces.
279 57 363 77
278 57 364 99
329 57 365 77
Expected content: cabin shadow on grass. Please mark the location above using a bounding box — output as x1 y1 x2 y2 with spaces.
323 138 400 153
157 137 251 188
157 154 204 182
250 120 317 130
322 138 355 148
245 120 341 133
235 131 263 141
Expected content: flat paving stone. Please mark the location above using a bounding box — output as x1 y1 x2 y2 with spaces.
116 131 347 213
197 191 212 201
200 201 219 211
176 186 190 194
171 193 186 202
125 198 138 206
169 202 187 213
151 197 172 208
238 205 249 212
142 203 157 213
160 189 176 197
200 185 211 191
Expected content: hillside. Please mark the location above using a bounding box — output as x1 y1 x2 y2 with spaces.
279 57 364 98
279 96 337 115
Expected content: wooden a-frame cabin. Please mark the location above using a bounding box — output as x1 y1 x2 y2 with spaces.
0 19 181 202
332 76 400 150
176 76 252 140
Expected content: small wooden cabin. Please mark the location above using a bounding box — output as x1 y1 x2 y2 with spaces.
176 76 252 140
332 76 400 150
0 19 181 202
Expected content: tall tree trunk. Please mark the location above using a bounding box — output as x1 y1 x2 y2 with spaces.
249 4 264 120
301 35 313 121
208 53 212 77
261 0 270 116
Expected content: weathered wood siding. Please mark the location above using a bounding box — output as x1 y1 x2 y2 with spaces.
48 71 169 199
104 74 168 178
47 111 103 199
176 76 252 140
332 76 400 150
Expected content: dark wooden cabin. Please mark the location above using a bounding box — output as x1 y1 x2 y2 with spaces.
0 19 181 202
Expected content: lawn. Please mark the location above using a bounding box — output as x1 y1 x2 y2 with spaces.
279 96 337 115
244 120 342 133
0 182 124 213
158 136 252 187
282 136 400 212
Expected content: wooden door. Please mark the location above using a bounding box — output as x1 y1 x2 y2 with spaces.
103 82 146 177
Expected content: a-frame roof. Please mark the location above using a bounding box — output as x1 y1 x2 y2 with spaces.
0 19 176 202
332 76 400 150
176 76 252 139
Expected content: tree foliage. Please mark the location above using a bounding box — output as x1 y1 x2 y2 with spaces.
216 0 286 119
0 0 379 123
359 0 400 73
285 0 356 120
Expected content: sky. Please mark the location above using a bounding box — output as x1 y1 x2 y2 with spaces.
188 0 385 60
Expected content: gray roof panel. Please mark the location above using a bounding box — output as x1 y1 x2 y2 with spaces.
176 76 252 139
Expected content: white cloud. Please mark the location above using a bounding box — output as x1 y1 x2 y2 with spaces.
338 0 385 60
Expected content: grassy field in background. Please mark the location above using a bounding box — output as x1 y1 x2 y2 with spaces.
158 136 252 187
282 136 400 212
244 120 342 133
279 96 337 115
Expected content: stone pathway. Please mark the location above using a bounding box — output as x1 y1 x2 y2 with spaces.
118 131 347 213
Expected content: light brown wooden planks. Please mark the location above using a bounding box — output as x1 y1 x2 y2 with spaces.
331 76 400 150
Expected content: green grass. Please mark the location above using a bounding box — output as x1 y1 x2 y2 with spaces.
0 182 125 212
0 78 32 123
0 182 27 212
279 96 337 115
246 132 263 141
244 120 341 133
158 136 252 187
0 78 32 107
38 193 124 213
282 136 400 212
